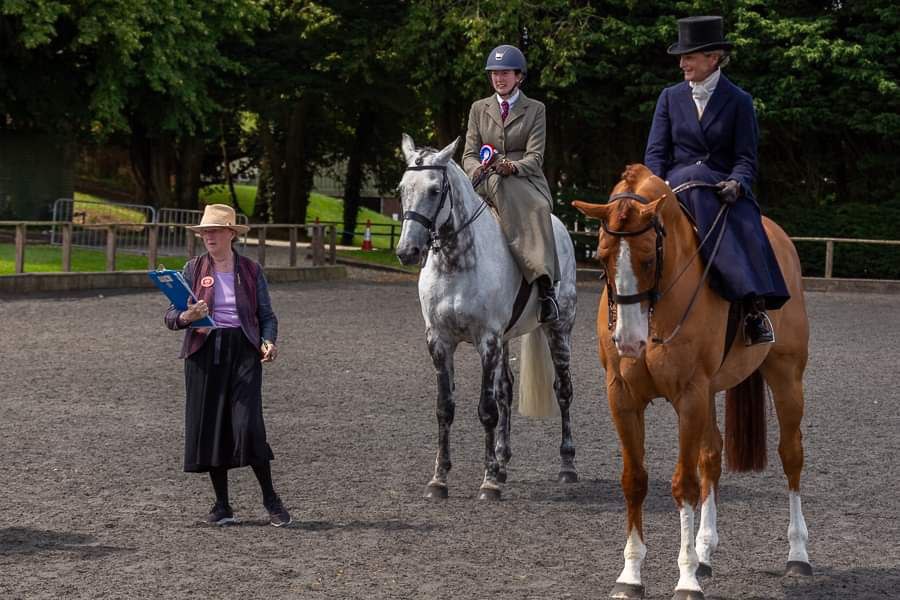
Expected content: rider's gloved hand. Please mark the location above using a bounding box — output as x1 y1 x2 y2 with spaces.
494 160 517 177
716 179 741 205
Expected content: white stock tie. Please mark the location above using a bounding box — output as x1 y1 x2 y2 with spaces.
692 86 711 118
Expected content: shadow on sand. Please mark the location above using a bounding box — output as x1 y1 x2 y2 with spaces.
0 527 130 559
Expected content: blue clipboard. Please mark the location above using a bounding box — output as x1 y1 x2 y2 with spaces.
148 268 217 328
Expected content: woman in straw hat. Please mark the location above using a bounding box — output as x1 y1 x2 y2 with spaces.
165 204 291 527
644 15 789 346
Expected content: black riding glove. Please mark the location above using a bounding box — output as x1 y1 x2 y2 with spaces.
716 179 741 205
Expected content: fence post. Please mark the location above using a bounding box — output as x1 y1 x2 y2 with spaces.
289 226 298 267
329 225 337 265
106 225 117 271
389 224 396 249
312 225 324 266
824 240 834 279
187 231 197 258
257 226 267 267
147 224 159 270
14 224 26 274
61 223 73 272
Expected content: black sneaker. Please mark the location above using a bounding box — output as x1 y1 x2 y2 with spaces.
264 496 292 527
745 311 775 346
206 501 237 526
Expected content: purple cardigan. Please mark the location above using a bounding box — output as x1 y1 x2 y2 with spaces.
165 252 278 358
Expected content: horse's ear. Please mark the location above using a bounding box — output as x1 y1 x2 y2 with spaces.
434 136 460 164
571 200 611 221
401 133 416 162
637 194 667 218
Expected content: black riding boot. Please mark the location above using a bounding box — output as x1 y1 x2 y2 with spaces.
744 296 775 346
537 276 560 324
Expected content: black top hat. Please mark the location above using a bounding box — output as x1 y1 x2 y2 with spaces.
667 16 733 55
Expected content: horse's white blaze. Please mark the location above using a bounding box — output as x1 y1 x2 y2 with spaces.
616 527 646 586
695 489 719 565
787 491 810 563
613 241 648 354
675 505 702 592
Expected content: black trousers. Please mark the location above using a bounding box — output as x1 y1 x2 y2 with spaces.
183 328 274 472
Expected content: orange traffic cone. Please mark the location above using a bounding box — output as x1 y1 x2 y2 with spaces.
361 219 373 251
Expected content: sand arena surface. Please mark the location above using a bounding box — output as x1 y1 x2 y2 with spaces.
1 270 898 599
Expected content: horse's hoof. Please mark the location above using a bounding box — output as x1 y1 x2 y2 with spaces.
424 484 448 500
477 487 501 501
672 589 704 600
558 470 578 484
610 582 644 599
785 561 813 577
696 562 712 578
496 470 508 484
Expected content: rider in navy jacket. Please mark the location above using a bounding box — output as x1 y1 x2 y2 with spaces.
644 16 789 345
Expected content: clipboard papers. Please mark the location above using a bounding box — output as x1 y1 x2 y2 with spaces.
148 268 217 328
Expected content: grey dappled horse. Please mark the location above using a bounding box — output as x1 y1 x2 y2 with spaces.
396 134 577 500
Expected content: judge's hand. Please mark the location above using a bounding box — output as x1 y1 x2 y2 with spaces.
716 179 741 205
181 298 209 324
494 160 517 177
261 340 278 363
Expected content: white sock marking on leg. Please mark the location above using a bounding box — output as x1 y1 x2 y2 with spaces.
615 527 646 586
675 505 702 592
788 491 810 564
695 489 719 565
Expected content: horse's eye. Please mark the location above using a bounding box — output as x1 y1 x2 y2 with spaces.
641 260 654 272
429 186 440 196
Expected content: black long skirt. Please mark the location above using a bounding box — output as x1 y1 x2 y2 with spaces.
183 327 274 472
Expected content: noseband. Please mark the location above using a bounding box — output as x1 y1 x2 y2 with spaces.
402 160 489 252
403 163 452 234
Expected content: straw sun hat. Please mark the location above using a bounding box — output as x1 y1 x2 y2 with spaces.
186 204 250 234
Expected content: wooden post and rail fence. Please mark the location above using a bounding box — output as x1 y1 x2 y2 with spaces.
1 221 338 274
2 220 899 282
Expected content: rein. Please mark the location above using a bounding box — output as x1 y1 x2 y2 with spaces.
402 161 490 253
601 181 729 344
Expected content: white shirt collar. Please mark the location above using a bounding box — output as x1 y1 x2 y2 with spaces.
690 69 721 94
496 89 520 108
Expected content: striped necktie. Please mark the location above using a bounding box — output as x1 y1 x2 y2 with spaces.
501 100 509 122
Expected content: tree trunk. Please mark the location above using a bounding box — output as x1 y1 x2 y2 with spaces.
259 119 288 223
285 99 310 224
175 135 203 210
129 125 174 208
342 109 375 246
220 119 240 213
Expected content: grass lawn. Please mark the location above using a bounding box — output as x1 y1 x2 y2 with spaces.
73 193 149 223
0 243 186 275
200 186 401 250
199 184 257 217
336 248 418 273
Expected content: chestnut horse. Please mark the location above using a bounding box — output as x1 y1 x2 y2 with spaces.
574 164 810 600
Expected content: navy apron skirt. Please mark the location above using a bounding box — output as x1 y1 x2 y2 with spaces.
668 163 790 310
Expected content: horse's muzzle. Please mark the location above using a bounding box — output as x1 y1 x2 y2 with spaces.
396 246 422 266
613 336 646 358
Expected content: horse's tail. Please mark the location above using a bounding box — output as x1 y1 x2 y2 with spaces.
725 369 768 472
517 327 558 417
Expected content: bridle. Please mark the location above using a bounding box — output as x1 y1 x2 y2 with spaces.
600 182 730 344
402 158 490 252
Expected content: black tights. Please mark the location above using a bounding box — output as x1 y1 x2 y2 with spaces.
209 463 277 506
